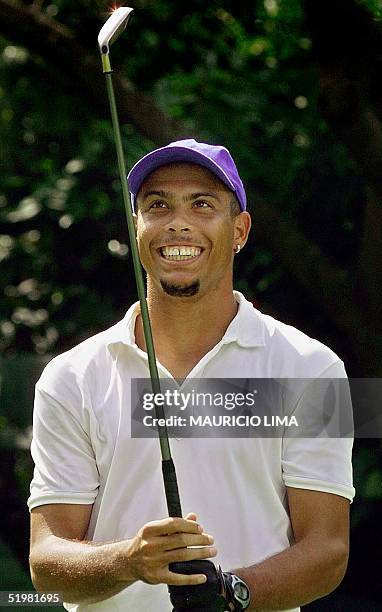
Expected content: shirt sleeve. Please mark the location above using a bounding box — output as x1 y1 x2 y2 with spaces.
281 360 355 502
28 359 100 511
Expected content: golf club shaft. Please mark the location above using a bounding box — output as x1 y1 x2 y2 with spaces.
104 70 182 518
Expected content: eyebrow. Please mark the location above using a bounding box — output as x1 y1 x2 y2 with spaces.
141 190 219 202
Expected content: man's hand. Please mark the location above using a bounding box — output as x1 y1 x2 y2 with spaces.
124 512 217 587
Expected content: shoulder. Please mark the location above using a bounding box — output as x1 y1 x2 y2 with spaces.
237 293 342 377
263 311 341 376
37 318 127 398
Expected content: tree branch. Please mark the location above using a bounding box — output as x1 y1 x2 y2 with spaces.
0 0 186 145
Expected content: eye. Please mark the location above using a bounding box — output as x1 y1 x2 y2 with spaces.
149 200 168 209
193 200 212 209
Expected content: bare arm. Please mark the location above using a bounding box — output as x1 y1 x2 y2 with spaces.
234 489 350 611
29 505 217 605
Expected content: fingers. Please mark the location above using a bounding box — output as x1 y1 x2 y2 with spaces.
164 544 218 565
163 531 214 551
141 516 202 537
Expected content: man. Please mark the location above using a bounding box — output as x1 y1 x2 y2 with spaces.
28 139 354 611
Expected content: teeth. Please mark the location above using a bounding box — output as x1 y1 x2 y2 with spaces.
161 246 201 260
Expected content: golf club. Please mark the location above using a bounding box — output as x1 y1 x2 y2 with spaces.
98 6 182 519
98 12 232 610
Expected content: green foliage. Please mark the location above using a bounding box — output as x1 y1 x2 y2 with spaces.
359 0 382 18
353 445 382 503
0 0 373 356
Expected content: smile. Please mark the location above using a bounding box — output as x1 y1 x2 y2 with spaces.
160 246 202 261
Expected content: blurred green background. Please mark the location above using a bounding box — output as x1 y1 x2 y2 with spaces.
1 0 382 609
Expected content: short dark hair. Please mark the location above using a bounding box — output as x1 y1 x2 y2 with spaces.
230 196 241 218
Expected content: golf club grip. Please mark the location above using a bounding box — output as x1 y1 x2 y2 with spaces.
162 458 182 517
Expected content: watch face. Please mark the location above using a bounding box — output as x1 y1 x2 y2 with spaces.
234 581 249 601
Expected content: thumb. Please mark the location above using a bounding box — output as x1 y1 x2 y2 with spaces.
185 512 198 521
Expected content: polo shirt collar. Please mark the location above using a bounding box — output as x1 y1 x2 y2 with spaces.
107 291 266 349
223 291 266 347
106 301 141 348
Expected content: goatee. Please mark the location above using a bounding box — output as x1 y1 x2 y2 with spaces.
160 280 200 297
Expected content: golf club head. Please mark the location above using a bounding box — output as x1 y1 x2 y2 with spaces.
98 6 134 55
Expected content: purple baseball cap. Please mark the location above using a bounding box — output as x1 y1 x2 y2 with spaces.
127 139 247 211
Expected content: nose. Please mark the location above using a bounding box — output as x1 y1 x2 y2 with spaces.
168 225 189 232
166 209 191 233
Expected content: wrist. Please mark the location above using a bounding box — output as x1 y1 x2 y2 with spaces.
111 539 139 585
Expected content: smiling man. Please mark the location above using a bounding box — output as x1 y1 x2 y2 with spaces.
28 139 354 612
135 161 249 300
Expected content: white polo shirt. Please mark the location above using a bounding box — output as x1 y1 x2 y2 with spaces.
28 292 355 612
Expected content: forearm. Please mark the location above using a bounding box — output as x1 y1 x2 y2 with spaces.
30 535 136 604
234 536 348 611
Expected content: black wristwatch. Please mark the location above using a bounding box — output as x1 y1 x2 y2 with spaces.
222 571 251 610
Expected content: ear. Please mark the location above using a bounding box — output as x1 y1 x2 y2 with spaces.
233 211 251 250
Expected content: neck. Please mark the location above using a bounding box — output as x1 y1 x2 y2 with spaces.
135 280 238 373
